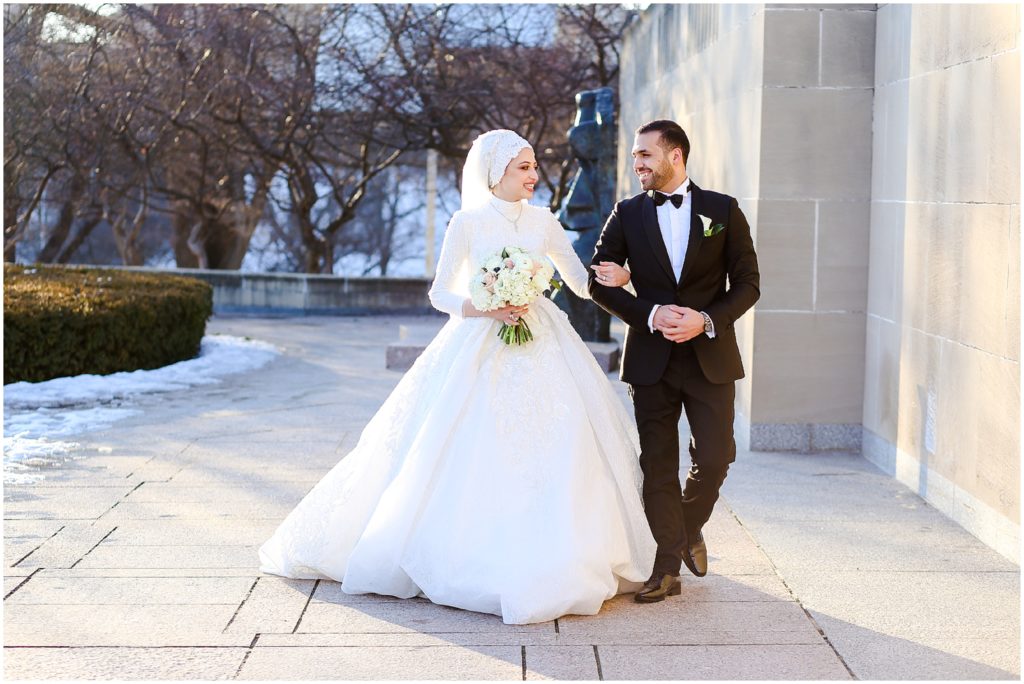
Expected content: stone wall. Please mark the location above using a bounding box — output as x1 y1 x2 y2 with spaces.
863 3 1020 560
618 3 1020 559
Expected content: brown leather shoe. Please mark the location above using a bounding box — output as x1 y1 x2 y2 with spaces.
634 573 681 603
687 531 708 577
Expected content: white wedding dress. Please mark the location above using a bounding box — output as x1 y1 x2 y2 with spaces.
258 195 657 624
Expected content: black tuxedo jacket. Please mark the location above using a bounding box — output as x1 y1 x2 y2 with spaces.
589 182 760 386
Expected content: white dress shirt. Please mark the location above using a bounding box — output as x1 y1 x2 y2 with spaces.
646 178 716 338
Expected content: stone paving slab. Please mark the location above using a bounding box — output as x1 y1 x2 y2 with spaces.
595 644 852 680
296 598 553 635
556 597 822 645
256 632 561 647
103 520 280 546
736 516 1020 572
524 645 599 680
125 482 312 504
97 501 294 522
5 575 257 605
4 485 134 520
237 645 524 680
722 451 938 523
5 576 29 596
782 568 1020 633
4 520 69 567
809 613 1019 680
74 544 260 569
9 521 117 569
223 576 316 635
31 567 260 578
169 466 328 485
4 646 249 680
3 603 243 646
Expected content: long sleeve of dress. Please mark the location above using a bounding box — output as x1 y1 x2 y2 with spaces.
427 211 470 318
543 212 591 301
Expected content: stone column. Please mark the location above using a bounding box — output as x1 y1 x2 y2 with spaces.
749 4 876 451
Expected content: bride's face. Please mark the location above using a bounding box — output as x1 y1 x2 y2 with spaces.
493 147 539 202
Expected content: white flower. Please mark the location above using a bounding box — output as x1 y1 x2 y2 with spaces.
698 214 712 233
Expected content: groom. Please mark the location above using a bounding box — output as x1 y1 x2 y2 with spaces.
589 119 760 603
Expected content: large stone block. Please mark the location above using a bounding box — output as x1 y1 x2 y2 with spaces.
861 315 900 443
821 8 876 87
910 4 1019 75
817 200 870 312
942 57 995 205
1007 204 1021 362
935 337 1020 523
750 311 866 424
874 3 913 85
989 49 1021 206
760 88 873 200
865 200 905 323
870 80 911 202
763 8 820 87
755 200 816 310
959 203 1014 357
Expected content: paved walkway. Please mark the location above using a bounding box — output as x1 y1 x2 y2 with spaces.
4 315 1019 680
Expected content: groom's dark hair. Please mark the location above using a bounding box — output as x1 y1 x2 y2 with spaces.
636 120 690 165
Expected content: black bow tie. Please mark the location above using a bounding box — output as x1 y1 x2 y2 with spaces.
652 192 686 209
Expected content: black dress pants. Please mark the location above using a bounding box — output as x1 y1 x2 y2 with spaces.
630 340 736 576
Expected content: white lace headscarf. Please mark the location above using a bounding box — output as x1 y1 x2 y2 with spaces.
460 129 533 211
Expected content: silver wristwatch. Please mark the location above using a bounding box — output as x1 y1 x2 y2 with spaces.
700 311 713 334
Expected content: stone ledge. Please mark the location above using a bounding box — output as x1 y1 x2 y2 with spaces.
386 330 620 373
66 264 436 315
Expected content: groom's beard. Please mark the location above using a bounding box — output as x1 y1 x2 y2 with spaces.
637 160 672 192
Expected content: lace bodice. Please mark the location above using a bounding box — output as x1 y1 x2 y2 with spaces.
428 196 591 317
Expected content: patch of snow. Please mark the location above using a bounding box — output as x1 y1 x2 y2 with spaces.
4 335 279 484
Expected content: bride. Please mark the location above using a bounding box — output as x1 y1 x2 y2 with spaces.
259 129 656 625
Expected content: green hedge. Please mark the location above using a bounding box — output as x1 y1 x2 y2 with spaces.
4 264 213 384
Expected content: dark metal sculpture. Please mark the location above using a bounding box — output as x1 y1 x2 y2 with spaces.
554 87 617 343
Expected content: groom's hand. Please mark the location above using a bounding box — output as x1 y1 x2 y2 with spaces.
652 305 684 332
657 306 705 343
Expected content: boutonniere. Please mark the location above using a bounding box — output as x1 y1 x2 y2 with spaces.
699 214 726 238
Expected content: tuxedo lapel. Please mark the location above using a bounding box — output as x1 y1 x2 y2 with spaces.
678 183 704 287
641 192 676 284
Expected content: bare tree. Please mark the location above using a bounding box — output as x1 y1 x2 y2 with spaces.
4 3 636 271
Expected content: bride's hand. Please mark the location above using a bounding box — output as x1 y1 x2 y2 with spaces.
492 304 529 325
591 261 631 287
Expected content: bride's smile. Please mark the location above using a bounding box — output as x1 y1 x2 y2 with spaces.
492 147 540 202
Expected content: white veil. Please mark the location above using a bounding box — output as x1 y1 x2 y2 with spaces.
460 129 533 211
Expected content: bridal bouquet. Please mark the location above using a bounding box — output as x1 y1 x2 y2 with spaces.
470 246 560 345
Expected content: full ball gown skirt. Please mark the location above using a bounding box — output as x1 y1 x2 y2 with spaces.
258 198 657 624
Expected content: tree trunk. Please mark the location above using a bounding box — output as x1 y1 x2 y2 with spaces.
56 215 102 263
37 174 85 263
